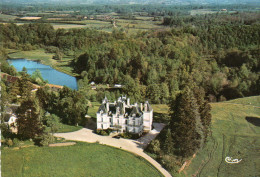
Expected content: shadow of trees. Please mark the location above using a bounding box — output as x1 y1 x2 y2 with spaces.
245 116 260 127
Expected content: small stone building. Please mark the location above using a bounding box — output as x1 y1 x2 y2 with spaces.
96 96 153 134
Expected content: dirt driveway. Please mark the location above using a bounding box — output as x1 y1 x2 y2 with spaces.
54 123 171 177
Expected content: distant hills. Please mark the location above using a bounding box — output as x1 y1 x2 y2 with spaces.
1 0 260 5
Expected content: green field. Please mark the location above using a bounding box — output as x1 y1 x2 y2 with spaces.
8 49 55 62
180 96 260 177
2 142 163 177
0 14 18 21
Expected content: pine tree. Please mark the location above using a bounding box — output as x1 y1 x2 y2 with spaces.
169 87 203 157
193 87 212 142
163 128 174 154
19 72 33 102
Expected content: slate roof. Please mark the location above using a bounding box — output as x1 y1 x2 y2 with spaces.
97 97 152 116
130 106 142 117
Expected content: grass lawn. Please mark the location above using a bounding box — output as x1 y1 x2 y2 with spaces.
152 104 170 123
179 96 260 177
2 142 163 177
50 122 83 133
88 102 101 119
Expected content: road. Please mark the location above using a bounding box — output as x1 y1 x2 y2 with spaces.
54 123 172 177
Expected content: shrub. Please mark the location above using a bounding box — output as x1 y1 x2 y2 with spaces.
159 155 179 173
147 139 161 154
120 132 132 139
34 133 55 146
6 139 14 147
12 138 20 147
96 129 111 136
45 46 59 53
100 130 108 136
46 114 60 133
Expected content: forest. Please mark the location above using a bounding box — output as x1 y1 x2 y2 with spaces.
1 16 259 103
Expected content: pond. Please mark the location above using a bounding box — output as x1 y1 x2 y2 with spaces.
8 59 78 90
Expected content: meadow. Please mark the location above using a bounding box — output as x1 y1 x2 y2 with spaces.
179 96 260 177
2 142 163 177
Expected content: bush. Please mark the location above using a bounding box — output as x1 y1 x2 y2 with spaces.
96 129 110 136
147 139 161 154
34 133 55 146
45 46 59 53
12 138 20 147
101 130 108 136
159 155 179 173
120 132 132 139
6 139 14 147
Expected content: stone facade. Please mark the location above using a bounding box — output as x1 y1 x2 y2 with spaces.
96 96 153 134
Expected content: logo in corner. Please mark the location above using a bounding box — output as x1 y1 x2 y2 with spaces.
225 157 242 164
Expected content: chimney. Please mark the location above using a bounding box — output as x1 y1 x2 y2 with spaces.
123 102 126 114
106 102 109 112
127 98 130 106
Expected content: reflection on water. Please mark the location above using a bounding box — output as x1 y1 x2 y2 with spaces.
8 59 78 90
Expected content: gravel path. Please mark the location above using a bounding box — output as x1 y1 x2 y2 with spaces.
54 123 171 177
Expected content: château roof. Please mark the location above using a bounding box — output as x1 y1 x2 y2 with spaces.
97 96 152 117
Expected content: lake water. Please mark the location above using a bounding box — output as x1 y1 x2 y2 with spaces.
8 59 78 90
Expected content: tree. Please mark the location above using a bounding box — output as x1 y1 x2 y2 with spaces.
169 87 204 157
163 128 174 154
16 98 44 140
44 114 60 134
0 81 8 113
57 88 89 125
160 82 170 103
19 72 33 102
193 87 212 142
22 66 27 73
146 84 161 104
53 49 63 60
31 69 48 86
123 75 142 102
